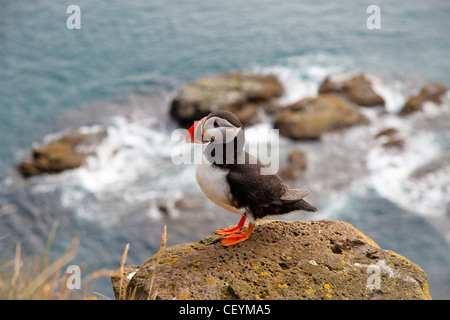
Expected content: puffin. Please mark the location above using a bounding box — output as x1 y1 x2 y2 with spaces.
186 110 317 246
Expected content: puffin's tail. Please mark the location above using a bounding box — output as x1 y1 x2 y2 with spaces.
280 189 318 212
295 199 318 212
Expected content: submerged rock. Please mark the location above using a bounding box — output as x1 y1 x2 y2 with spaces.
374 127 405 149
112 220 431 300
274 94 369 139
399 82 448 116
17 128 107 178
319 74 385 107
279 149 308 180
169 72 283 128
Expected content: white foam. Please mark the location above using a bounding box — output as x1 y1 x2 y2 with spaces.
255 52 353 105
45 116 197 225
368 74 406 113
259 65 318 104
367 124 448 217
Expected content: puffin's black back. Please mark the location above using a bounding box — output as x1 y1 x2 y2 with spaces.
222 153 317 220
207 110 243 128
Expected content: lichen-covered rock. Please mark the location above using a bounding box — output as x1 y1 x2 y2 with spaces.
110 265 139 300
169 72 283 128
114 220 431 300
274 94 369 139
319 74 385 107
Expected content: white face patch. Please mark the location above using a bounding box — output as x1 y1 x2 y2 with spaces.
202 116 241 143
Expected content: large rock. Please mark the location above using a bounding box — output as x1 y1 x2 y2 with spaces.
18 128 107 178
399 82 448 116
274 94 369 140
319 74 385 107
113 220 431 300
170 72 283 128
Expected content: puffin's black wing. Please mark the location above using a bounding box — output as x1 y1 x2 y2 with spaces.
226 162 287 208
225 156 317 220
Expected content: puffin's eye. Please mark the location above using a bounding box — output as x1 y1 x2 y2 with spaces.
214 120 219 128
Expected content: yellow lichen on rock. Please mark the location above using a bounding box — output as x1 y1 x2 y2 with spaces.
114 220 432 300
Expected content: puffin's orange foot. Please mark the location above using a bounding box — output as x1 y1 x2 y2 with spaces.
216 225 242 235
215 216 246 235
221 232 248 246
221 222 255 246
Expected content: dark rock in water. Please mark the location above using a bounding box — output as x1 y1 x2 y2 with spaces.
319 74 385 107
17 128 108 178
174 193 205 212
374 128 405 149
170 72 283 128
374 128 399 139
279 149 307 180
112 220 431 300
274 94 369 140
409 152 450 180
381 138 404 149
18 142 84 177
399 82 448 116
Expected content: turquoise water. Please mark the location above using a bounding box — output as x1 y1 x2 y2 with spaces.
1 1 449 299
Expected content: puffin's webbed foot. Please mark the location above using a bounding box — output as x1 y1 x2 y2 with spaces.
221 222 255 246
215 216 246 235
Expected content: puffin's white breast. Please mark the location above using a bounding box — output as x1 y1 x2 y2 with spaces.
195 161 244 215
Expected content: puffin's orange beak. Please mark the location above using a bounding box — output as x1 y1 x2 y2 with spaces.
186 117 207 144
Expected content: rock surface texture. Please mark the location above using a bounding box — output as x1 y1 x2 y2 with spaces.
113 220 431 300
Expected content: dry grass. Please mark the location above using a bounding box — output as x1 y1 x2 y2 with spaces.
148 224 167 300
0 220 112 300
116 225 167 300
118 243 130 300
1 205 168 300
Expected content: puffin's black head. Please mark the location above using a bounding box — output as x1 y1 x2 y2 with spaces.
206 110 243 129
186 110 243 144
